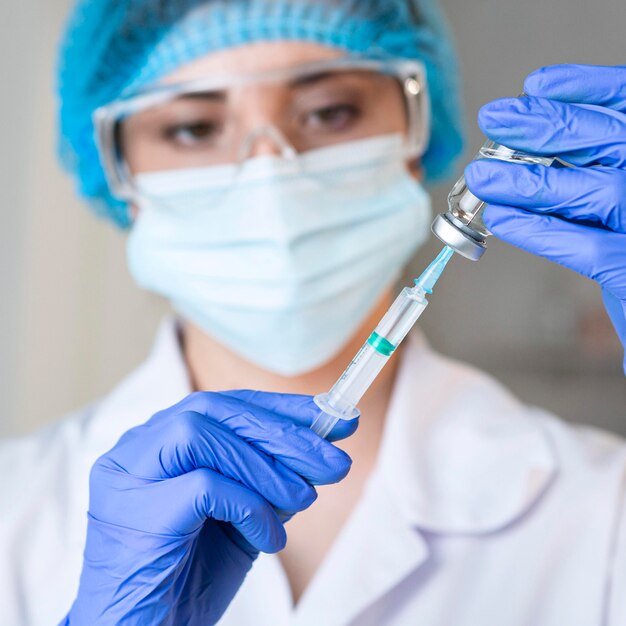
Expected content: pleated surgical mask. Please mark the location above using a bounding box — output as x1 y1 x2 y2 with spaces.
127 133 432 375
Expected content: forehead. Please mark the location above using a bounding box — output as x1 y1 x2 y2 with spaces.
162 41 346 84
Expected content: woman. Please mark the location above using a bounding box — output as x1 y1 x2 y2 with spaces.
1 1 625 624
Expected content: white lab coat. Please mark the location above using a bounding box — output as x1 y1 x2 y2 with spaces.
1 319 625 626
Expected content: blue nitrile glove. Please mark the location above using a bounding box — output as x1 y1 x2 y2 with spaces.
465 64 626 373
62 390 356 625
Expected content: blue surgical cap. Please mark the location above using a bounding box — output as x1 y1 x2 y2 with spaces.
58 0 465 228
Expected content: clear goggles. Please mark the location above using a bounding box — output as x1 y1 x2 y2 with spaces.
93 57 430 201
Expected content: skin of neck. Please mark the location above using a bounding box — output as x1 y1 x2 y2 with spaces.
182 287 399 457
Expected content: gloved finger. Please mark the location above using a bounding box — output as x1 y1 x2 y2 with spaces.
165 392 352 485
466 160 626 233
483 203 626 298
524 64 626 111
478 96 626 168
217 389 360 442
104 412 318 514
154 469 286 552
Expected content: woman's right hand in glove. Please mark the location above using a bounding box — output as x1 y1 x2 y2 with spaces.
62 389 356 625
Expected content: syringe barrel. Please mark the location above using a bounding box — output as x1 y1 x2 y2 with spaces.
318 287 428 417
432 139 555 261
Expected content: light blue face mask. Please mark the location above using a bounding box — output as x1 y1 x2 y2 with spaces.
128 133 432 375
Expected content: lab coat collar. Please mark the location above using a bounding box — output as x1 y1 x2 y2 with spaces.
292 471 430 626
375 334 558 534
231 479 431 626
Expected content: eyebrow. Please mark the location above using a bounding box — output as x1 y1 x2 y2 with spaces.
173 71 350 101
179 91 227 102
287 71 343 88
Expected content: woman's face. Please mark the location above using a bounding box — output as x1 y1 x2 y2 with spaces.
120 41 420 177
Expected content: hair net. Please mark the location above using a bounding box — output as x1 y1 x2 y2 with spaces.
58 0 465 227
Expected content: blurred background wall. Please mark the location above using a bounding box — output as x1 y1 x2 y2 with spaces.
1 0 624 439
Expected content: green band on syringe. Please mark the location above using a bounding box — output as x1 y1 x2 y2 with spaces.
367 331 396 357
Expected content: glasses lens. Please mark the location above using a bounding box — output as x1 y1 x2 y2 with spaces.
118 91 238 173
116 68 410 175
279 69 406 152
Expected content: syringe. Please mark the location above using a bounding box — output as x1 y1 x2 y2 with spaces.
311 245 454 438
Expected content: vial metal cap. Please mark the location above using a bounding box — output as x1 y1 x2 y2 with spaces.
431 213 486 261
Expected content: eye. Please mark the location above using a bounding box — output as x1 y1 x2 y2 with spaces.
304 104 360 132
164 120 223 147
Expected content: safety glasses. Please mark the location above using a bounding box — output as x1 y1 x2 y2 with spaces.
94 56 430 200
